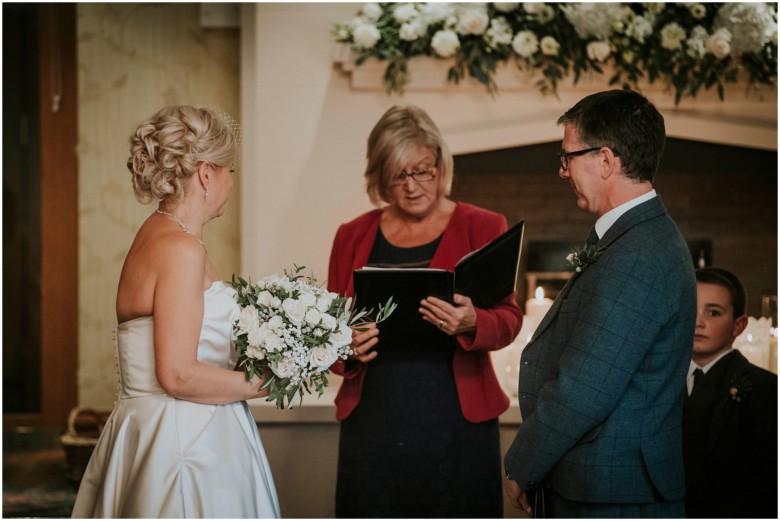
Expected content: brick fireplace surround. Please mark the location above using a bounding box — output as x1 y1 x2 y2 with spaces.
453 139 777 317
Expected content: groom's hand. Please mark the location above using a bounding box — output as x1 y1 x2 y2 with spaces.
503 472 532 516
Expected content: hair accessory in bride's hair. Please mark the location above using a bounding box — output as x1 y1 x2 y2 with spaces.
205 105 242 150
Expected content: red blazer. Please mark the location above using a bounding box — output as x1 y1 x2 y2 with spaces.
327 202 523 423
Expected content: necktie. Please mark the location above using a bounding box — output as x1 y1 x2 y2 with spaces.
586 227 599 245
690 368 704 396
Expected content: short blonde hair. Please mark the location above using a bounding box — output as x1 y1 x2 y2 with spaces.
365 105 454 206
127 105 239 203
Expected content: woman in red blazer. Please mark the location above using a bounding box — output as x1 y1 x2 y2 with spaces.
328 105 522 518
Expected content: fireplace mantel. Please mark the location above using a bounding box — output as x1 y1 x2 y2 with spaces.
334 46 778 152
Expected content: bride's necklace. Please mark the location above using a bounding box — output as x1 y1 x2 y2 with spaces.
155 209 207 252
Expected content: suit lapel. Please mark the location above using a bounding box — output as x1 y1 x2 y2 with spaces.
705 352 748 455
529 196 669 342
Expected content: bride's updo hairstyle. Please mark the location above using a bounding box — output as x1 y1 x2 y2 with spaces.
127 105 239 203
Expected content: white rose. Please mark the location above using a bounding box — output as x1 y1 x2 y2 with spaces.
236 305 258 334
512 30 539 57
270 297 281 309
298 291 316 308
393 3 418 24
586 41 611 62
305 308 322 327
316 292 336 313
399 22 419 42
282 298 307 326
271 357 297 379
540 36 560 56
330 321 354 349
431 30 460 58
361 2 382 21
494 3 519 13
246 345 265 360
455 7 489 35
660 22 686 51
264 333 284 353
352 22 381 49
706 28 732 59
320 313 337 331
267 315 284 332
256 290 273 307
247 323 265 348
308 345 339 372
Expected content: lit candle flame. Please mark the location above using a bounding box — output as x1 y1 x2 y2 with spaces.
535 286 544 302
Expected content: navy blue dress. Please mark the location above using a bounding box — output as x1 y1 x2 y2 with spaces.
335 229 502 518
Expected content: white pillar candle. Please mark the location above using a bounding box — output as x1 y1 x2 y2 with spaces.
525 286 554 327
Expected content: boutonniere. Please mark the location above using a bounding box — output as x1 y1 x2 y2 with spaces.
728 373 753 402
566 244 605 273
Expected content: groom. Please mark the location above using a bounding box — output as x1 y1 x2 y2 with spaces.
503 90 696 517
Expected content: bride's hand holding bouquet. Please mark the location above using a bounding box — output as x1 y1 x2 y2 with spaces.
230 265 395 409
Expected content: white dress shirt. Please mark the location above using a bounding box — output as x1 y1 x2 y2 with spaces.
687 348 734 396
594 189 657 240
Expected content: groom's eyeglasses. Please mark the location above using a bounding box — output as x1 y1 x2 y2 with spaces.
557 147 603 171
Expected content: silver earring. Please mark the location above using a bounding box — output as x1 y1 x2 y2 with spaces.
205 187 209 200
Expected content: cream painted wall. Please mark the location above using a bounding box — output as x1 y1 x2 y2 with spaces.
241 3 777 283
77 4 241 407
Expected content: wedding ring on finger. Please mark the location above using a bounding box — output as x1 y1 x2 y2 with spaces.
438 320 444 329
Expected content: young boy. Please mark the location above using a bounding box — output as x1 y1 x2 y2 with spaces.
683 267 777 518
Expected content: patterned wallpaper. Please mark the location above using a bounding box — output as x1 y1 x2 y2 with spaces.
77 4 241 407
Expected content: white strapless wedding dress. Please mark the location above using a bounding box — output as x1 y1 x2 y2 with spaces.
72 282 280 518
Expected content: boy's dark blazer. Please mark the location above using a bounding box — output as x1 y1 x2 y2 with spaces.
684 349 778 518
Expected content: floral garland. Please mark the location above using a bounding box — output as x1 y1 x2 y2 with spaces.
333 2 778 103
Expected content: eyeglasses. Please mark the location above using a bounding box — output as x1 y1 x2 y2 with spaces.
557 147 603 171
389 167 437 186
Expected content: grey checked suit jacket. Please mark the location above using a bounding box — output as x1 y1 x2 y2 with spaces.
505 196 696 504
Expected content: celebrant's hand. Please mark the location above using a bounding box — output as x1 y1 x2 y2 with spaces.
503 473 533 516
419 294 477 336
350 323 379 363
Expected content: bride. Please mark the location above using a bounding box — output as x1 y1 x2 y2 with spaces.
72 105 280 518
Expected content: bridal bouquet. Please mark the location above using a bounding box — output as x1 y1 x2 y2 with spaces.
230 265 395 409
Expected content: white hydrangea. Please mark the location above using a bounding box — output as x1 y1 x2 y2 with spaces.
419 3 455 25
431 29 460 57
352 22 381 49
586 40 611 62
361 2 382 21
399 21 421 42
485 16 513 47
540 35 561 56
393 3 418 24
561 3 620 40
512 30 539 57
626 16 653 44
714 2 776 56
660 22 687 50
686 25 709 59
455 5 490 35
